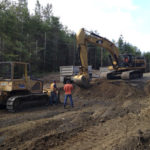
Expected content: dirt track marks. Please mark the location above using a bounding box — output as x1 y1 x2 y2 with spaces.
1 79 150 149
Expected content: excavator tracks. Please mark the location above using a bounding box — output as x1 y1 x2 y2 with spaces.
6 94 49 112
100 69 143 80
121 70 143 80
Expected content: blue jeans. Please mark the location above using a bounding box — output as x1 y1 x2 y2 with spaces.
50 92 57 105
64 94 73 107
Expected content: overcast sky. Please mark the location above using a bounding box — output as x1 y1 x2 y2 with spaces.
27 0 150 52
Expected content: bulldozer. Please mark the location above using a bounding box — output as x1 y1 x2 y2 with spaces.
0 61 50 112
73 28 146 88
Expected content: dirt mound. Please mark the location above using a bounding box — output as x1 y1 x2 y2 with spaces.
117 130 150 150
1 76 150 150
144 81 150 95
73 79 146 100
40 72 60 84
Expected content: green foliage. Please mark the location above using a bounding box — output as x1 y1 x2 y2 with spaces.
0 0 75 72
117 35 141 56
0 0 150 73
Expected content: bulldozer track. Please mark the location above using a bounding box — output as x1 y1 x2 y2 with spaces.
6 94 49 112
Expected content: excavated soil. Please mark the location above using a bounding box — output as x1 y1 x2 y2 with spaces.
1 75 150 150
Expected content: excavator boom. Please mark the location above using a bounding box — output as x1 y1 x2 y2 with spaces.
76 28 119 70
73 28 146 88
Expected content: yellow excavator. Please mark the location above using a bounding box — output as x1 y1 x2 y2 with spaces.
0 61 50 112
73 28 146 88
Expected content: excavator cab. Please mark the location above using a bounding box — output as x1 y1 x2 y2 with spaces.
119 54 145 68
118 54 131 67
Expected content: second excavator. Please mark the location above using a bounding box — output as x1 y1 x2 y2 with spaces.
73 28 146 88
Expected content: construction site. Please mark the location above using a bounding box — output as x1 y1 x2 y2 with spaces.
0 26 150 150
0 70 150 150
1 0 150 149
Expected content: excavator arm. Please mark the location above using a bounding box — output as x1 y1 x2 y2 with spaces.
73 28 119 87
77 28 119 69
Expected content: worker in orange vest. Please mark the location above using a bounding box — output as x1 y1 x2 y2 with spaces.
124 57 129 66
64 80 74 108
50 80 58 105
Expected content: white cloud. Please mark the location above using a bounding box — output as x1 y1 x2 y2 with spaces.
100 0 137 10
27 0 150 52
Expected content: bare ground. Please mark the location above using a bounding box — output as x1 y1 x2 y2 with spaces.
1 73 150 150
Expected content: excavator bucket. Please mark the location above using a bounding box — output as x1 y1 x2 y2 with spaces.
73 75 90 88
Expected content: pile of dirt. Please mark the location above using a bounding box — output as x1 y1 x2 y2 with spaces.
1 76 150 150
41 72 60 84
144 81 150 95
73 79 146 100
116 130 150 150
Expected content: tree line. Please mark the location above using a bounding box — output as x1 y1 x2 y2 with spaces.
0 0 150 73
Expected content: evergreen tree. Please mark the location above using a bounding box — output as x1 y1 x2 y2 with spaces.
0 0 149 74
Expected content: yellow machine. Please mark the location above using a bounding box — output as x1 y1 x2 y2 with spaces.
73 28 146 88
0 61 49 112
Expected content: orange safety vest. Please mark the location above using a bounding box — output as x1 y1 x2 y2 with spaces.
124 58 128 63
64 84 73 95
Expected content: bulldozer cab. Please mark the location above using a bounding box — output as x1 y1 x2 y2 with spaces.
0 62 43 94
0 62 12 80
0 62 30 80
0 62 30 92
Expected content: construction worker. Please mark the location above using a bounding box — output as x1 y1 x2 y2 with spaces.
50 80 58 105
124 57 129 66
64 80 74 108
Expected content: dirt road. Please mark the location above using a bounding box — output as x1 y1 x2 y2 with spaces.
1 74 150 150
